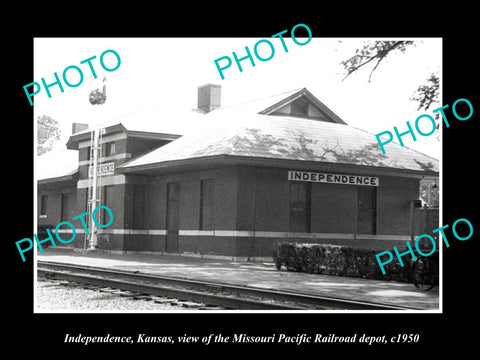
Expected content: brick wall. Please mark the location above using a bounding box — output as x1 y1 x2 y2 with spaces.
37 182 77 229
377 176 420 235
234 166 427 257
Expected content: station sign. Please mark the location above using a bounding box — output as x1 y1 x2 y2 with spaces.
288 171 379 186
89 162 115 177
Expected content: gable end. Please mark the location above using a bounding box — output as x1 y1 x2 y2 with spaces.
258 88 347 125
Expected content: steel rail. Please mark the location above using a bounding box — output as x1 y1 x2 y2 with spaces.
37 260 413 311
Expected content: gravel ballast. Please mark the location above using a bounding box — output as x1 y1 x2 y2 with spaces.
36 279 197 312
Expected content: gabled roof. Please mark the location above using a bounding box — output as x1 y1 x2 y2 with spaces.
37 146 78 183
118 113 438 175
258 88 347 125
67 87 347 149
211 88 302 115
43 87 439 184
66 107 203 149
206 87 347 124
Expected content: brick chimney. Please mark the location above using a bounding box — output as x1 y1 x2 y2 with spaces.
72 122 89 134
197 84 221 113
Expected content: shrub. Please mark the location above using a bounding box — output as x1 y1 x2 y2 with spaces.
273 243 411 282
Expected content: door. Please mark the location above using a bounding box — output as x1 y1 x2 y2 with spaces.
61 193 69 222
166 182 180 253
357 187 376 234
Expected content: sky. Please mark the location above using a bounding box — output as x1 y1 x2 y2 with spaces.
33 37 442 159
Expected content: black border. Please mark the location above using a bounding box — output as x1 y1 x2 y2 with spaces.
7 6 478 355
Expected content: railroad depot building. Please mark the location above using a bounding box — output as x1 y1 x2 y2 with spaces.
37 85 439 260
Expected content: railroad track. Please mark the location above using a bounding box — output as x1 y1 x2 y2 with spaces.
37 261 413 311
38 278 222 310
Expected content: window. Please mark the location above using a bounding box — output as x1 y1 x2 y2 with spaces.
200 179 214 230
106 142 116 156
291 98 309 116
133 185 145 229
289 182 311 232
40 195 48 216
86 146 91 160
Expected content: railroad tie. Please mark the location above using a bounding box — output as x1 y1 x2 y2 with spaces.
179 301 204 309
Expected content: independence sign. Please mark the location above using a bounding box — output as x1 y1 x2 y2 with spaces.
89 162 115 177
288 171 379 187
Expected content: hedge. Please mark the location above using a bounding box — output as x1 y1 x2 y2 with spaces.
272 243 411 282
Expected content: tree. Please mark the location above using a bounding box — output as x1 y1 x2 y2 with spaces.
340 40 439 111
37 115 61 155
420 179 439 207
340 41 441 203
341 41 415 82
410 72 440 111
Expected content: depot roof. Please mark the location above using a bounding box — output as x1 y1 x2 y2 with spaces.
44 87 439 182
37 146 78 184
65 107 204 149
117 112 439 176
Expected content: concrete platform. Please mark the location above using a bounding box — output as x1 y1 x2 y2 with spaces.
36 248 440 311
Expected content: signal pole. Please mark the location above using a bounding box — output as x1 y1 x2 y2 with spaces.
87 76 107 250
